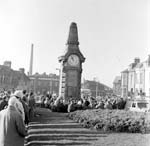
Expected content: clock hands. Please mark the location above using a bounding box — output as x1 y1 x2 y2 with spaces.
71 56 74 62
68 55 79 65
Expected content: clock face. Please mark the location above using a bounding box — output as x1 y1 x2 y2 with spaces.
68 55 79 66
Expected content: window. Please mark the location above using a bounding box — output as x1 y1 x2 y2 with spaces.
132 103 136 108
130 75 133 86
49 81 52 86
137 103 148 109
135 73 138 84
123 88 127 95
55 82 58 87
140 73 143 84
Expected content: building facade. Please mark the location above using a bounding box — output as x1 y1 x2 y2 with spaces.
82 79 112 97
121 56 150 98
0 61 30 91
121 69 128 97
29 73 59 95
113 76 121 96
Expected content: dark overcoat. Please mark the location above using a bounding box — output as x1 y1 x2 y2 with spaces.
0 100 7 111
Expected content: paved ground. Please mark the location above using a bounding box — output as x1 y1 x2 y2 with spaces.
25 108 150 146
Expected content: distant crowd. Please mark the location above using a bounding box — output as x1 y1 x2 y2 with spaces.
0 90 127 115
39 94 127 113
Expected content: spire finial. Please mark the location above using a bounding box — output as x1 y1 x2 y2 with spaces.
67 22 79 45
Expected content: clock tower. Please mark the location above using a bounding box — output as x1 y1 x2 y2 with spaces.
58 22 85 101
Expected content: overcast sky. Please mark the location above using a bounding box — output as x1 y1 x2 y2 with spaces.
0 0 149 87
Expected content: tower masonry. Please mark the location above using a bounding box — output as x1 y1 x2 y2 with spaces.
58 22 85 101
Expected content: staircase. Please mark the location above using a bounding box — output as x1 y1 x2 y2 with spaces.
25 108 106 146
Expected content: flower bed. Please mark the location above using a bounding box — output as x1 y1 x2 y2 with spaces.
68 109 150 133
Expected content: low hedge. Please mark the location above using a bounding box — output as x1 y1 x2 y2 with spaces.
68 109 150 133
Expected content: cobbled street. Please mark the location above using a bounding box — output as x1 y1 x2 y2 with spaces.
25 108 150 146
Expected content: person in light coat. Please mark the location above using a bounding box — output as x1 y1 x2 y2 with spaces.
11 90 25 122
0 96 27 146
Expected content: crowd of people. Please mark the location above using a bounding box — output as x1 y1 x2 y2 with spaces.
39 94 127 113
67 95 126 112
0 90 36 146
0 89 127 146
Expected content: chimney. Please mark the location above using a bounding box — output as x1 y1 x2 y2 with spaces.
134 57 140 64
67 22 79 45
29 44 34 76
3 61 11 69
19 68 25 73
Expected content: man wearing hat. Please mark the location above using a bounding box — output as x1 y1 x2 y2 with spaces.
0 96 27 146
11 90 25 122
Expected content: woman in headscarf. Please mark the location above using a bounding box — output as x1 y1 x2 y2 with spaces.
0 97 27 146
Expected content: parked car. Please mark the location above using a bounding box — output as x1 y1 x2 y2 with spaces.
125 98 150 112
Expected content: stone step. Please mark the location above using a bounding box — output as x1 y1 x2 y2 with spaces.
28 129 104 134
25 140 91 146
27 134 98 141
26 133 105 138
28 123 81 129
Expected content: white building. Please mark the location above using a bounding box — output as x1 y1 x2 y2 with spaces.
121 56 150 98
144 55 150 96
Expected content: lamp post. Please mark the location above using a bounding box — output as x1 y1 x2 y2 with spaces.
49 79 52 94
96 81 98 97
56 68 61 96
93 77 99 98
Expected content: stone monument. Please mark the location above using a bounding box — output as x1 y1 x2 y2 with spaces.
58 22 85 101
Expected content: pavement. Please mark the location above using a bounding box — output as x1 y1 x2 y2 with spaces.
25 108 150 146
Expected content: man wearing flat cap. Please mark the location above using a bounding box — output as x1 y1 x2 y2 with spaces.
0 96 27 146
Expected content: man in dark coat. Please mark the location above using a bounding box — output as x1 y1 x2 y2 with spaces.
0 96 27 146
28 92 35 121
0 95 8 111
20 97 29 125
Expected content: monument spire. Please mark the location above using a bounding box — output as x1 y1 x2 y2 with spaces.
29 44 33 76
67 22 79 45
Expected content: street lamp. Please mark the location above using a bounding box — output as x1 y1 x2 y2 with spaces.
96 81 98 97
56 68 61 96
49 79 52 94
93 77 99 98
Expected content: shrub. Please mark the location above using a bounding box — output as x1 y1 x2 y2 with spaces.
68 109 150 133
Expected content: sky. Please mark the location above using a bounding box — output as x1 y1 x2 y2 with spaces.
0 0 149 87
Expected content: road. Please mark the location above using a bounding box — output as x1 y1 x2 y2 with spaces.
25 108 150 146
